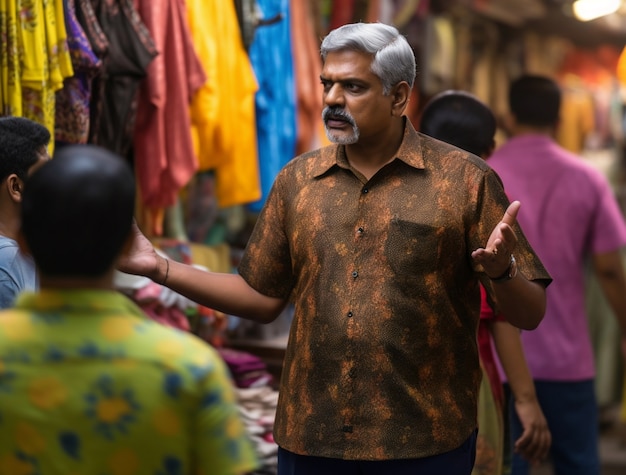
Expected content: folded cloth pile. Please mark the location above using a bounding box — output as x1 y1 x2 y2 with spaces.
217 347 273 388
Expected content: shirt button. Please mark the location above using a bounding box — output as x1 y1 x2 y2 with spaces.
351 271 358 278
357 227 364 233
342 425 353 433
347 311 353 318
362 188 369 194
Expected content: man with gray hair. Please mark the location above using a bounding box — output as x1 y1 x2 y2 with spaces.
120 22 551 474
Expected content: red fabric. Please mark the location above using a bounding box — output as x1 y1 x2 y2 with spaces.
329 0 356 30
290 0 325 155
478 284 504 406
133 0 206 213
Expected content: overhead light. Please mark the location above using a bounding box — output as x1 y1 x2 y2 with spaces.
572 0 621 22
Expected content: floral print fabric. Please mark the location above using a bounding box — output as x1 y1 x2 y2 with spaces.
0 289 258 475
0 0 74 155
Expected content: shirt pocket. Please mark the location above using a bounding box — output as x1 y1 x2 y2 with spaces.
385 218 443 276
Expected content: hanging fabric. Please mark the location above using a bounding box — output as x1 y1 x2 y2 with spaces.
187 0 261 208
87 0 157 157
246 0 296 213
55 0 103 145
133 0 206 221
0 0 74 155
290 0 328 156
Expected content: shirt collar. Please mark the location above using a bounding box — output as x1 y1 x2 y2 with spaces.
15 289 147 319
311 117 425 178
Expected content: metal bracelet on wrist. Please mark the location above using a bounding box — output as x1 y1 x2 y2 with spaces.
490 254 517 283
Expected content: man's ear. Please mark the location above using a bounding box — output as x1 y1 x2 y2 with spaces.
6 175 23 203
391 82 411 116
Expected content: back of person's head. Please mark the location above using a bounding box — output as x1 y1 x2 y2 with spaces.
320 22 416 94
509 74 561 127
0 116 50 182
21 145 135 278
419 90 496 158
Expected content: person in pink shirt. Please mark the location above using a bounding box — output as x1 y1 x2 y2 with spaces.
488 75 626 475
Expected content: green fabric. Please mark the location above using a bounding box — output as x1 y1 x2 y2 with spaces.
473 362 504 475
0 289 258 475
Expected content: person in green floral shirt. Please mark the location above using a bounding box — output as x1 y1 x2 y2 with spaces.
0 145 258 475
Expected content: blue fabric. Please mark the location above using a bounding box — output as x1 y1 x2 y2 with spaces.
247 0 297 212
0 236 37 309
277 430 477 475
506 380 600 475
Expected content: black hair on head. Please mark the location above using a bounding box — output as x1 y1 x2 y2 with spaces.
21 145 136 278
420 90 496 158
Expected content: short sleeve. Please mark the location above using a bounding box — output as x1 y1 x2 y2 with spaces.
238 170 295 299
0 271 20 309
588 171 626 254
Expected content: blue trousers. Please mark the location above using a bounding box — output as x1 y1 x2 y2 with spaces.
277 430 477 475
505 380 600 475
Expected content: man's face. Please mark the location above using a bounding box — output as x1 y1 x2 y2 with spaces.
320 50 394 145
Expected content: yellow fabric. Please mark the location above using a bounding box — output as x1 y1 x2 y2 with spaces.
617 46 626 86
186 0 261 207
2 0 73 155
189 242 232 274
473 362 504 475
0 0 22 116
556 76 595 154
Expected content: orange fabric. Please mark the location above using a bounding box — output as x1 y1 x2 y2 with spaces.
291 0 327 155
617 46 626 86
133 0 206 223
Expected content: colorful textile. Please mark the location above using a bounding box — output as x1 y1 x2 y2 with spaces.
473 361 504 475
474 285 506 475
88 0 157 156
187 0 261 208
133 0 206 211
246 0 296 213
0 0 74 155
55 0 103 144
0 289 258 475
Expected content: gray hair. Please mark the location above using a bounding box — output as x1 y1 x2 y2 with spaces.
320 22 416 94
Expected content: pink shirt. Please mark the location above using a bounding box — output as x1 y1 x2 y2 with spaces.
488 134 626 381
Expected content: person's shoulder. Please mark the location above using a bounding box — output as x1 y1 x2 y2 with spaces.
137 320 224 368
0 236 19 255
555 147 613 186
418 131 490 172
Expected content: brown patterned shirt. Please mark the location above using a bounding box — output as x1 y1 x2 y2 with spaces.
238 119 550 460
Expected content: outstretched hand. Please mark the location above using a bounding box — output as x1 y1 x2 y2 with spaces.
472 201 520 278
117 220 161 281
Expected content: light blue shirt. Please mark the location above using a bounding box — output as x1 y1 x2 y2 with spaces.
0 235 37 309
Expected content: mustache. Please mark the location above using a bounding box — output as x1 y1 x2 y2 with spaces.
322 107 356 127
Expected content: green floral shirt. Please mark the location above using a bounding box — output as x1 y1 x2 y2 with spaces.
0 289 258 475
